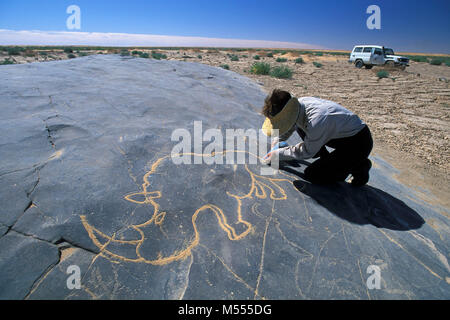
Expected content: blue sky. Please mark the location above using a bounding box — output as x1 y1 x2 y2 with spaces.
0 0 449 53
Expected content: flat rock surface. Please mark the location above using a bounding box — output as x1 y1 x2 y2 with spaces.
0 55 448 299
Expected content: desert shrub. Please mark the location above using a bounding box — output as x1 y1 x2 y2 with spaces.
220 64 230 70
250 62 271 75
0 58 14 65
253 55 260 60
314 52 323 56
79 52 88 57
7 47 23 56
152 51 167 59
139 52 149 58
313 62 323 68
409 56 428 63
132 50 143 55
328 51 349 56
281 51 287 55
242 55 248 58
266 52 273 57
446 61 450 67
430 58 442 65
67 53 76 59
376 70 389 79
270 66 293 79
276 58 287 63
229 54 239 61
197 54 202 59
295 57 304 64
39 51 48 56
63 48 73 53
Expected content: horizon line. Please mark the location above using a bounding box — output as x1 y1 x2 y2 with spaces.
0 29 326 50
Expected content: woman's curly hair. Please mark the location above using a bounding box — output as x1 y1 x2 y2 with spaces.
261 89 292 118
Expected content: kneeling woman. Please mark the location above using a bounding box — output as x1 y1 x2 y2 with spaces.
262 89 373 186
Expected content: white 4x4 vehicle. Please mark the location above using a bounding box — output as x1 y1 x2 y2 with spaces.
348 45 410 69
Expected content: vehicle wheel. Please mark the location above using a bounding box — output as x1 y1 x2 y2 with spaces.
355 60 363 68
385 60 395 67
364 65 373 69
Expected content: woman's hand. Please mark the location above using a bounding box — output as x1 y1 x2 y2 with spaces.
263 151 273 162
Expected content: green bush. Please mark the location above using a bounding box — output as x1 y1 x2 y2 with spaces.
314 52 323 56
132 50 143 55
276 58 287 63
266 52 273 57
295 57 304 64
0 58 14 65
63 48 73 53
270 66 293 79
139 52 150 58
430 58 442 65
67 53 76 59
376 70 389 79
220 64 230 70
229 54 239 61
253 55 260 60
120 50 130 56
250 62 271 75
197 54 202 59
313 62 323 68
409 56 428 63
7 47 22 56
151 51 167 59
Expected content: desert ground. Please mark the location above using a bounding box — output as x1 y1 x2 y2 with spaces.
1 47 449 206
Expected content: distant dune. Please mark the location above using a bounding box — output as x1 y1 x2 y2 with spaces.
0 29 325 49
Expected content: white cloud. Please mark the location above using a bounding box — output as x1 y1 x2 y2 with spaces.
0 29 324 49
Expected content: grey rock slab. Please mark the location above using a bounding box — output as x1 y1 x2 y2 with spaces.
0 225 8 238
27 246 96 299
0 230 60 299
0 55 448 299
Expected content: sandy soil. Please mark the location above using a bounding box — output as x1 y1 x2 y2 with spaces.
2 48 449 205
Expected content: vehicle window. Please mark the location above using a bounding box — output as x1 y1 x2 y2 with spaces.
353 47 363 53
363 47 372 53
384 48 394 55
374 49 383 55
